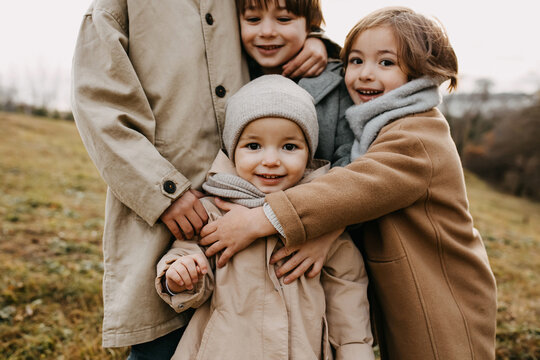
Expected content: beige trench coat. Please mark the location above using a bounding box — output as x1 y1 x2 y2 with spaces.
71 0 249 347
266 109 497 359
156 155 375 359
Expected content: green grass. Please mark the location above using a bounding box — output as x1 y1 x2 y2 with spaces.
1 112 539 359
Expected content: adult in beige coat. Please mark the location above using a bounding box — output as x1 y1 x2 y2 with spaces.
156 152 374 360
71 0 329 356
71 0 249 353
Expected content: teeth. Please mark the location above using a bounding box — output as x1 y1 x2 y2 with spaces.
258 45 281 50
260 174 282 179
359 90 381 95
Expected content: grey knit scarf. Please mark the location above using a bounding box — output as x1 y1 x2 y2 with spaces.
346 77 442 160
202 173 266 209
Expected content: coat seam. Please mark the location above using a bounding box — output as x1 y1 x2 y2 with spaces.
93 8 128 34
423 171 475 358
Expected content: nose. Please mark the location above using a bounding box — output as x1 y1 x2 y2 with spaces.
259 18 276 37
261 149 280 166
358 63 375 82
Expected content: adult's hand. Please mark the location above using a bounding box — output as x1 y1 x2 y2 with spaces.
282 37 327 79
160 189 208 240
200 198 275 267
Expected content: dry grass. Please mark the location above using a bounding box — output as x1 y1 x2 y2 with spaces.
0 112 538 359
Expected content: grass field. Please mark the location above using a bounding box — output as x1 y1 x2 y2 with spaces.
0 112 539 359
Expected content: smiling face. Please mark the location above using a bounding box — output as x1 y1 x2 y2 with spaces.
234 117 309 193
240 0 308 74
344 26 409 104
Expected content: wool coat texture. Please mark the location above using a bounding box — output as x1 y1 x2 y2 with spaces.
266 109 498 359
71 0 249 347
156 153 375 360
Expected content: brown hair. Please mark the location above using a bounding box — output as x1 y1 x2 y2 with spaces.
236 0 324 32
341 6 458 91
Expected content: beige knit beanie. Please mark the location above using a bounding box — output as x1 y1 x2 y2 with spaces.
223 75 318 160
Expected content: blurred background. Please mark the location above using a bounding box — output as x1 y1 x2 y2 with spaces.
1 0 539 359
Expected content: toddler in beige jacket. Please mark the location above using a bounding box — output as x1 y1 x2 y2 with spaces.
156 76 374 359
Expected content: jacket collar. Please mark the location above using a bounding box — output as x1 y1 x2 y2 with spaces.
298 61 344 104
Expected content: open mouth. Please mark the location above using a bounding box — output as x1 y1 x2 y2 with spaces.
257 174 285 179
357 89 383 96
256 45 283 51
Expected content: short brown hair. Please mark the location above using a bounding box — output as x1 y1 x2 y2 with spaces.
341 6 458 91
236 0 324 32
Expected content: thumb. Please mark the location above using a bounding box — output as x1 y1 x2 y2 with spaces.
214 197 236 212
190 189 205 198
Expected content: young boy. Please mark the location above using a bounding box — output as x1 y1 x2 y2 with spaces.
237 0 354 167
201 7 498 359
156 75 375 359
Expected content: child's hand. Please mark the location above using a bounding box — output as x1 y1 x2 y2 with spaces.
165 253 209 293
160 189 209 240
199 198 275 267
270 227 344 284
282 37 327 79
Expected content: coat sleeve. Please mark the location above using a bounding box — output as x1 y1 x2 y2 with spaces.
321 234 375 359
155 238 215 313
71 4 191 225
265 118 433 245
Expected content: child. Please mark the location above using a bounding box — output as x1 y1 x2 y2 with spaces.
201 7 498 359
156 75 375 359
237 0 355 167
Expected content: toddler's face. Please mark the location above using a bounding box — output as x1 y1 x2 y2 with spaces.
344 25 408 104
240 0 307 74
234 117 309 194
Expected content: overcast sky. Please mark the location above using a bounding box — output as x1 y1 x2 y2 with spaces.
1 0 539 110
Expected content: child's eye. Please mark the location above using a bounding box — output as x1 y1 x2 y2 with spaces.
283 143 297 151
247 143 261 150
244 16 261 23
380 59 395 67
277 16 292 23
349 57 363 65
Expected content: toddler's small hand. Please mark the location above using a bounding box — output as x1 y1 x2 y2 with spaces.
165 253 209 293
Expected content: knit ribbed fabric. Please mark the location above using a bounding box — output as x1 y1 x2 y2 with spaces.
223 75 319 160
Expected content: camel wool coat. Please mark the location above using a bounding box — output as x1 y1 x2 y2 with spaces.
266 109 497 359
71 0 249 347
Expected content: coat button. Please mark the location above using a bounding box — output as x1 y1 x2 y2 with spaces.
205 13 214 25
163 180 176 194
215 85 226 98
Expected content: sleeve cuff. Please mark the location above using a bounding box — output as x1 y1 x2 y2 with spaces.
264 191 306 246
263 202 285 237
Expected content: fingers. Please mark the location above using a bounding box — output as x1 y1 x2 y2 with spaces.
199 228 218 246
283 258 314 284
285 56 318 79
162 218 184 240
216 247 236 268
270 246 296 264
205 240 226 258
306 259 324 278
214 197 235 212
193 254 209 275
193 198 209 223
176 215 195 239
274 248 301 278
200 221 217 239
190 189 205 198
